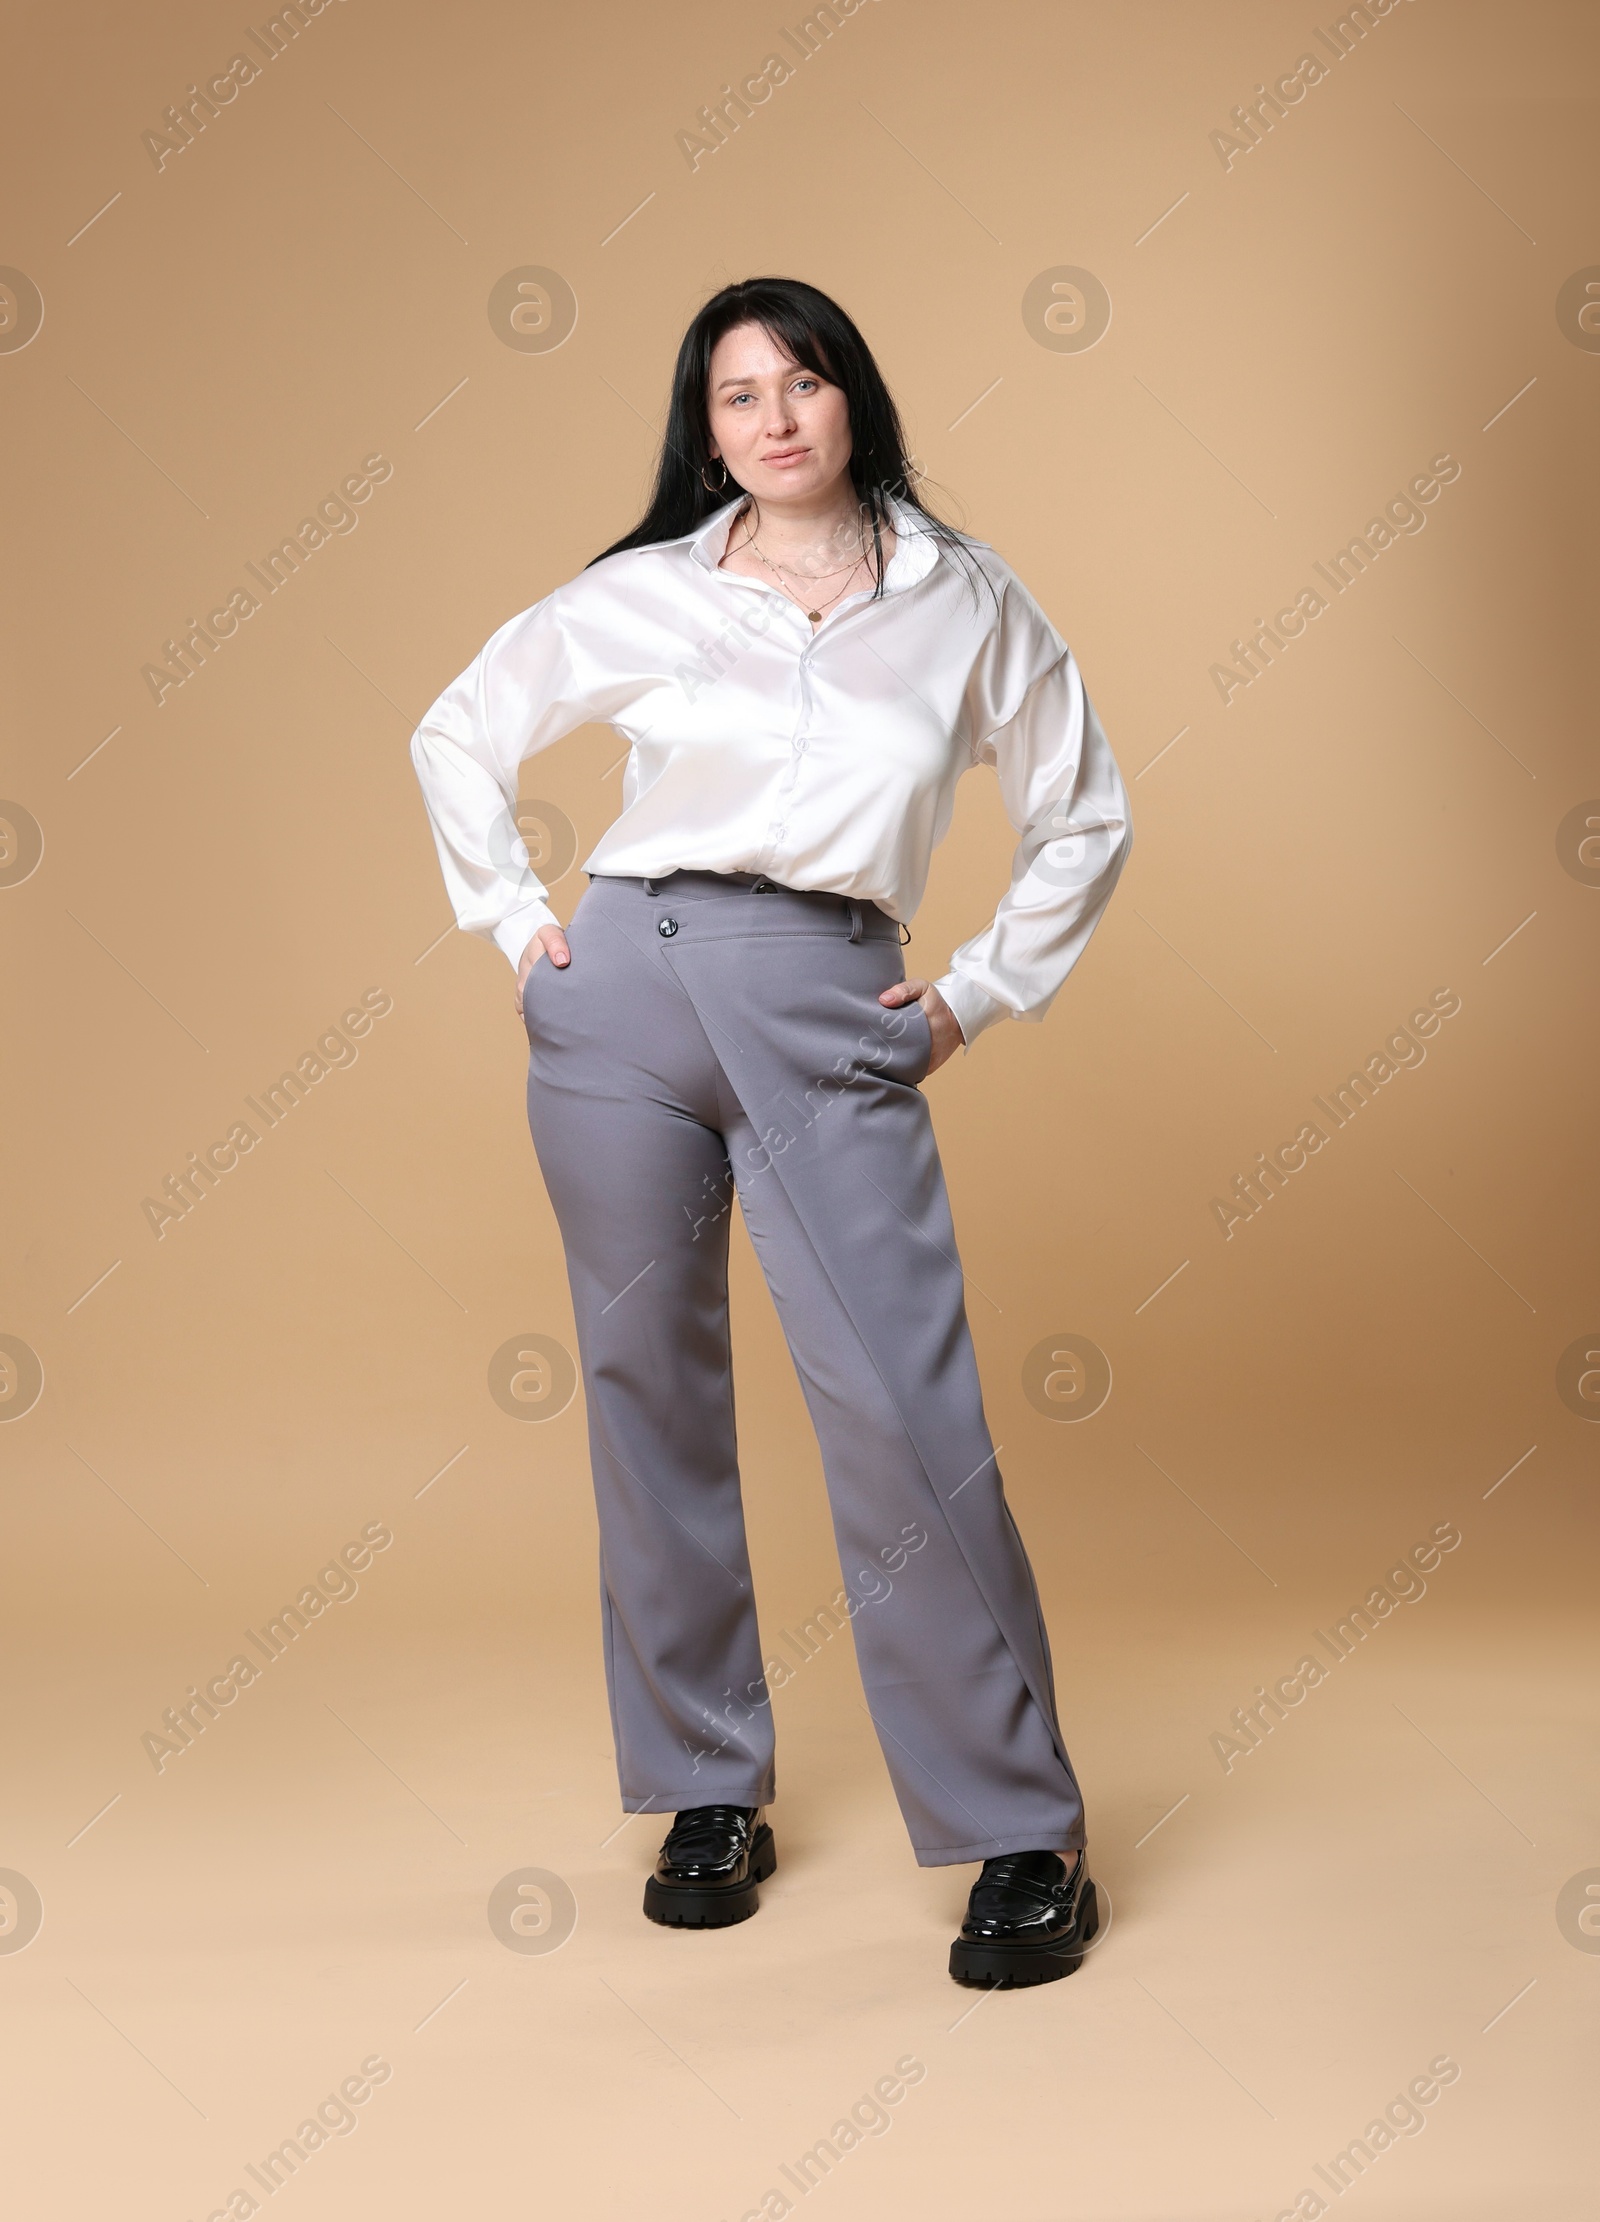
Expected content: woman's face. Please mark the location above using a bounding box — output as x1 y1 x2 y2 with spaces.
705 322 854 505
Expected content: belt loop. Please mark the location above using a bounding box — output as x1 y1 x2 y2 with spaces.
846 898 863 944
641 875 657 896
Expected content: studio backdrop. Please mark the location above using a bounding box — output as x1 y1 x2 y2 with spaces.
3 3 1594 2217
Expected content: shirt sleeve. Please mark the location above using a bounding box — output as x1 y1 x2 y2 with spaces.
409 588 605 967
933 585 1133 1050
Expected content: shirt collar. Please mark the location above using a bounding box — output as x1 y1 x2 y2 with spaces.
686 493 942 594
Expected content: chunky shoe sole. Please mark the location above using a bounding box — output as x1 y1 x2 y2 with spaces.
643 1823 777 1928
948 1874 1100 1988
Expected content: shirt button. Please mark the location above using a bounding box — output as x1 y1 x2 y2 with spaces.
657 916 678 937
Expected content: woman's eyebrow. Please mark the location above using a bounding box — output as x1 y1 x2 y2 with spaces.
712 364 810 390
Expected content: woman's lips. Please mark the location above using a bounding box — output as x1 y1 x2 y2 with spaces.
761 447 810 467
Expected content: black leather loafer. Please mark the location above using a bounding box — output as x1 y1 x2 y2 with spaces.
643 1804 776 1928
949 1847 1099 1987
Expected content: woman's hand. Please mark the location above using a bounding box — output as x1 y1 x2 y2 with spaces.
514 923 570 1017
878 977 964 1075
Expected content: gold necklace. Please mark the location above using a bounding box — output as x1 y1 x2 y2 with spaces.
740 514 870 623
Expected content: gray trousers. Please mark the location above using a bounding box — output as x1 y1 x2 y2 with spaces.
521 869 1085 1866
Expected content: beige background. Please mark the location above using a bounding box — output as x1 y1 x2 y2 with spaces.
3 1 1596 2215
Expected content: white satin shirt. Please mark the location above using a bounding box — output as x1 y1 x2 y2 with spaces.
409 495 1132 1048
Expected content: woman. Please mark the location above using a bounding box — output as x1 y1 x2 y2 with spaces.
410 277 1132 1989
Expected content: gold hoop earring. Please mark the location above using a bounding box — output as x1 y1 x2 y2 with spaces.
700 458 728 493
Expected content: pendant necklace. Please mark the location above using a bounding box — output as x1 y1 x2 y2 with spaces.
740 513 871 623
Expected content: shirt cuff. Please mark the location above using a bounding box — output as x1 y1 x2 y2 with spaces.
490 899 559 967
933 973 1009 1051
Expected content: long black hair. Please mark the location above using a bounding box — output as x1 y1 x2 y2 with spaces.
589 276 979 597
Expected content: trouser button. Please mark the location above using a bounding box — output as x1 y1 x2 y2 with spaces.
657 916 678 937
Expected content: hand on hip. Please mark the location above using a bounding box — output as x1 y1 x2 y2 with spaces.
515 924 570 1017
879 978 962 1075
